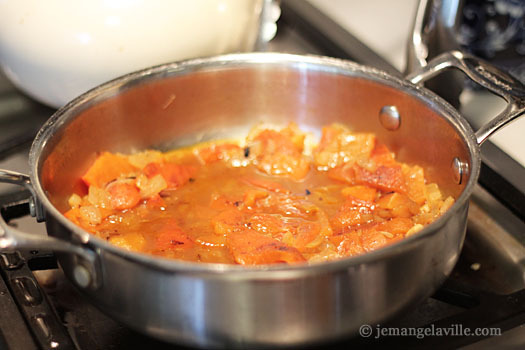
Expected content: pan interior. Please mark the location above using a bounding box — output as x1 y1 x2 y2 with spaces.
37 60 472 218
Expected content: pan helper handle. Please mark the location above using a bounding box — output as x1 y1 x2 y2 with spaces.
0 169 100 289
406 51 525 145
0 169 44 221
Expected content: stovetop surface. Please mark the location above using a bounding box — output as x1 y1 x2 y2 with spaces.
1 1 525 349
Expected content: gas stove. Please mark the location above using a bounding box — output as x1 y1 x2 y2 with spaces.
1 1 524 349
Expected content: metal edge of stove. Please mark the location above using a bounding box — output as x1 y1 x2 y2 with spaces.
0 250 75 350
279 0 525 221
0 274 39 350
479 142 525 221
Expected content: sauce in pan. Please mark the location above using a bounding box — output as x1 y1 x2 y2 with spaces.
65 123 454 265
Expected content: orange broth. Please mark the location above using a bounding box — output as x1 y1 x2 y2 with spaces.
65 123 454 265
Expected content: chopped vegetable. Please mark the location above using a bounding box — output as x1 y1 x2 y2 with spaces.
334 233 365 256
331 196 375 233
106 182 141 210
65 123 454 265
109 233 146 251
126 150 164 169
376 192 419 218
143 162 196 189
341 185 377 202
313 124 375 169
155 220 193 251
212 209 246 235
228 229 306 265
402 165 427 205
197 143 245 165
354 164 407 193
249 125 310 180
82 152 137 187
136 173 168 199
243 189 269 207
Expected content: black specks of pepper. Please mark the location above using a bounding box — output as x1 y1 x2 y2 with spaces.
305 189 311 195
244 147 250 158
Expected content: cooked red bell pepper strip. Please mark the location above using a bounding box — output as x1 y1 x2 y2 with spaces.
197 143 243 163
212 209 246 235
82 152 137 187
331 196 375 232
354 165 406 193
287 220 322 251
143 162 196 189
228 229 306 265
145 193 166 210
403 165 427 205
341 185 377 202
377 217 414 234
360 229 390 252
327 164 356 184
251 129 310 180
370 143 397 166
155 220 193 251
376 192 419 218
359 217 413 252
330 232 365 256
107 182 141 210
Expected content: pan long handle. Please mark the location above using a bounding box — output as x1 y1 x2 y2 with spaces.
0 169 100 289
406 51 525 145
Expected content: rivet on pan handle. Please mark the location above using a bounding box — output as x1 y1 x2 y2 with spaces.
406 50 525 145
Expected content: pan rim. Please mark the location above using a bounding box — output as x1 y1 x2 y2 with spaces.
29 52 480 277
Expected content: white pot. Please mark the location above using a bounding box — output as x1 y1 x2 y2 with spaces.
0 0 270 108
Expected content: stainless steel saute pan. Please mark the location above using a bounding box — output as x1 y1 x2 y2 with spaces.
0 51 523 348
